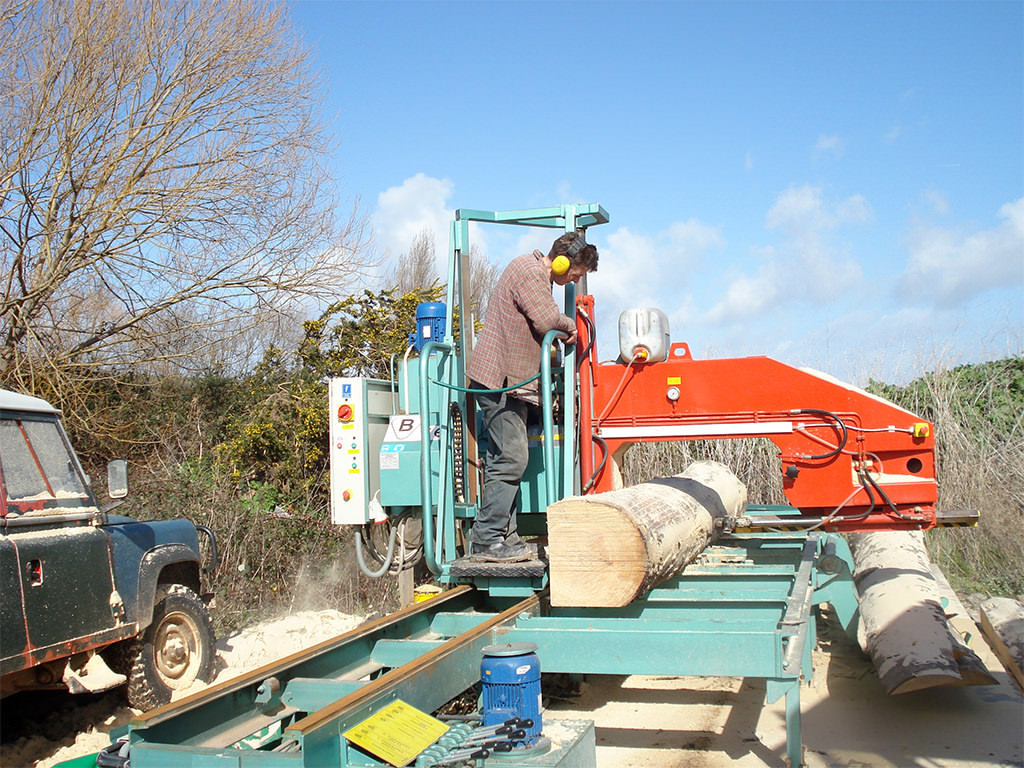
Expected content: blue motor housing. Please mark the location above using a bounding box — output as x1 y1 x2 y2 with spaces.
480 642 542 744
413 302 446 351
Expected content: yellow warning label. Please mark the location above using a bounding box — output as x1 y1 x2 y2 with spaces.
343 699 448 767
667 376 681 385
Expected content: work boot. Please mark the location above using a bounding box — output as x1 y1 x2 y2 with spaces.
503 533 538 556
473 541 533 563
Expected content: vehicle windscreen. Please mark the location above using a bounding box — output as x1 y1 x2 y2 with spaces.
0 416 91 515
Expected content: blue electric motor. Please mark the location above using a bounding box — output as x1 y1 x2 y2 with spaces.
480 642 542 744
413 302 446 351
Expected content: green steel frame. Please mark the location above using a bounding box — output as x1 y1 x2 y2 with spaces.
65 205 862 768
99 520 857 767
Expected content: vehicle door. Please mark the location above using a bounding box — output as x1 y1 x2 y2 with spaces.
0 412 120 672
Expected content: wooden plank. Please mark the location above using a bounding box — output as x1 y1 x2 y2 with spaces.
979 599 1024 693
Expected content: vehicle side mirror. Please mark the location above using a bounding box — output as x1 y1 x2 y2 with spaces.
107 459 129 499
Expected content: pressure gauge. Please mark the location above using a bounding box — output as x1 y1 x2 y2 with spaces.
666 386 680 402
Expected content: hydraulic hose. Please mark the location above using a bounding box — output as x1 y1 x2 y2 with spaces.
355 520 399 578
581 433 608 493
795 408 849 461
862 466 922 520
577 306 596 364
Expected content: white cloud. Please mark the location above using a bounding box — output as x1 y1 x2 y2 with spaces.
898 197 1024 305
589 227 658 310
708 186 867 323
514 231 546 261
923 190 950 216
586 220 722 358
372 173 454 277
709 251 779 319
766 184 872 233
667 219 725 259
885 123 902 143
589 220 722 309
815 134 845 157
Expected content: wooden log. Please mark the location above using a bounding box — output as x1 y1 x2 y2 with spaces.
547 460 746 608
979 596 1024 693
929 565 1002 687
848 530 994 693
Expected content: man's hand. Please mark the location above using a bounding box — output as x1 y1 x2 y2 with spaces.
564 329 578 346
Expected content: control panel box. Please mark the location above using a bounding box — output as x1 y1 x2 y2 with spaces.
379 414 441 507
328 377 394 525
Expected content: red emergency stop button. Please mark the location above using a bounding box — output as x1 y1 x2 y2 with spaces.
342 489 352 502
337 404 354 422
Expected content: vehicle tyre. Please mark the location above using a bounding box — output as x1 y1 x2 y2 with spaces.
122 583 216 710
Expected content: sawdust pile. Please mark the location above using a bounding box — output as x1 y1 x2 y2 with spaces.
6 610 363 768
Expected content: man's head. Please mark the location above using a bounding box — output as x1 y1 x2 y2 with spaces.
547 231 598 285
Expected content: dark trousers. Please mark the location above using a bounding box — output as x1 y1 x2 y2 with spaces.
470 385 530 548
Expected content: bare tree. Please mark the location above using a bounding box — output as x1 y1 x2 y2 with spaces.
467 243 499 317
384 228 440 295
384 229 498 323
0 0 368 393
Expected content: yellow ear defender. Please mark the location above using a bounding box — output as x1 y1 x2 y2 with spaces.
552 232 586 275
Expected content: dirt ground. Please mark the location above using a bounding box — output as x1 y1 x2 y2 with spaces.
544 619 1024 767
3 609 365 768
4 606 1022 768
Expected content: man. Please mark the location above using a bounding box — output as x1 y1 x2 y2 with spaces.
465 231 599 562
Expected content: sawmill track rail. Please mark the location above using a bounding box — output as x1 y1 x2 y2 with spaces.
127 585 538 765
114 527 855 767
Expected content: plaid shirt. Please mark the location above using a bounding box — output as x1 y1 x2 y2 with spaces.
468 250 575 405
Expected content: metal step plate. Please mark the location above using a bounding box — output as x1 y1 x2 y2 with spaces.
448 557 548 579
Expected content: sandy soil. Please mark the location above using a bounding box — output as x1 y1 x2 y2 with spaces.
544 618 1024 767
3 606 1022 768
3 609 363 768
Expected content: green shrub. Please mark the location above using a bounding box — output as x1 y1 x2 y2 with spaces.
868 357 1024 597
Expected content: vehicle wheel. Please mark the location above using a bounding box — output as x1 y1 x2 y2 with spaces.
124 584 216 710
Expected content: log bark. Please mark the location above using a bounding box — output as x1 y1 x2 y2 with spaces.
848 530 995 694
547 460 746 607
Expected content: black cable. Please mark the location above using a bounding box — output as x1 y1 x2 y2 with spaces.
577 308 596 364
581 433 608 493
796 408 848 461
863 466 920 520
847 469 876 521
360 509 422 568
863 469 896 513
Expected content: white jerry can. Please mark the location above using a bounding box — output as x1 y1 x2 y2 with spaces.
618 307 671 363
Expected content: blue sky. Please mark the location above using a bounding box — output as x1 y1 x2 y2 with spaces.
289 0 1023 384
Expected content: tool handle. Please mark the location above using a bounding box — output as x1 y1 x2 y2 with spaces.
468 717 519 736
464 728 526 747
434 748 489 766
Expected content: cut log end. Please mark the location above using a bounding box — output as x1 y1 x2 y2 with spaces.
547 461 747 608
548 501 647 607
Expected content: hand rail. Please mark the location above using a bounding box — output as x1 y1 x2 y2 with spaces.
540 329 571 506
418 340 454 574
